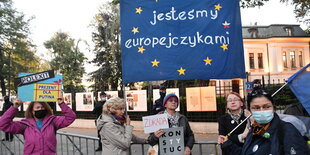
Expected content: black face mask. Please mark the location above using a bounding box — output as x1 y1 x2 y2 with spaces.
34 110 48 119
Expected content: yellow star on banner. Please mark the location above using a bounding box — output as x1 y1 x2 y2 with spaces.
132 27 139 34
135 7 143 14
221 43 228 51
151 59 160 67
138 46 145 53
204 57 212 65
214 4 222 11
177 67 186 75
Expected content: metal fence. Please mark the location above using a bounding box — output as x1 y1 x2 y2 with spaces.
0 130 219 155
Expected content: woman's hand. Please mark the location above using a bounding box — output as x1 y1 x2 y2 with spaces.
13 98 23 109
184 146 191 155
217 135 228 144
125 115 131 125
154 129 164 138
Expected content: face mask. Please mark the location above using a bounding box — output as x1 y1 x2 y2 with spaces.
101 97 107 101
34 110 48 119
252 110 274 124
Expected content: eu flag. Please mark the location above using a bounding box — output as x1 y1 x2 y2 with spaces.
121 0 246 84
287 63 310 115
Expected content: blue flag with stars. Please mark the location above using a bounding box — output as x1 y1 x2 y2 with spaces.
121 0 246 84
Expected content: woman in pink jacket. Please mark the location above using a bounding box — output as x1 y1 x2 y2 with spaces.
0 97 76 155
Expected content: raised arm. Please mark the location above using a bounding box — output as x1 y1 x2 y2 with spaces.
52 98 76 129
0 99 25 134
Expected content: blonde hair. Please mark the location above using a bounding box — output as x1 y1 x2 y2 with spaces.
103 97 126 114
25 102 53 118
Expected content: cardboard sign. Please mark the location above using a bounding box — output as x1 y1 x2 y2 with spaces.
18 72 62 102
142 114 169 133
14 70 54 87
159 127 184 155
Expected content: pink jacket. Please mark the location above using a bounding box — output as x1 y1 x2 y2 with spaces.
0 103 76 155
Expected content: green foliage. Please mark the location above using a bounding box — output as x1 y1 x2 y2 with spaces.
89 3 121 91
44 32 86 93
0 0 42 96
265 84 298 107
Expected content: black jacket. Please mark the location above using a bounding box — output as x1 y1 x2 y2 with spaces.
2 100 13 115
148 111 195 151
151 97 165 115
93 100 106 119
218 112 247 147
222 113 309 155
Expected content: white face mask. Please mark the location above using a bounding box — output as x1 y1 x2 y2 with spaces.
252 110 274 124
101 97 107 101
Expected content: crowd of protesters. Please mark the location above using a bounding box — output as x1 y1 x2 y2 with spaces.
0 82 309 155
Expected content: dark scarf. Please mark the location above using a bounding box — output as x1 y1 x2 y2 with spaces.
112 114 126 124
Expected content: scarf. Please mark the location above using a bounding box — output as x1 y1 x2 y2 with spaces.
112 114 126 124
228 109 243 124
252 121 271 137
164 110 179 128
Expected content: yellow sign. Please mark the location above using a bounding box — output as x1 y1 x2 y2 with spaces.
33 83 61 101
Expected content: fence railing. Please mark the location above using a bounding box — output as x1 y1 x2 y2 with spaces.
1 130 219 155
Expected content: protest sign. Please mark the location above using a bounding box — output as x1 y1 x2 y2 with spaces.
14 70 54 87
142 113 169 133
56 93 72 111
159 127 184 155
17 72 62 102
125 90 147 111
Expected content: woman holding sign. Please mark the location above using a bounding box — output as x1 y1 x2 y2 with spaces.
0 97 76 155
97 97 147 155
219 89 309 154
148 94 195 155
217 92 249 147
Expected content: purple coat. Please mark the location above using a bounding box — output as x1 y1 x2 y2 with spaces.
0 103 76 155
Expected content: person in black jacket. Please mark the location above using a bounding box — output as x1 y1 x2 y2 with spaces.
219 88 309 155
93 91 107 151
218 92 250 154
1 96 14 141
151 85 166 115
148 94 195 155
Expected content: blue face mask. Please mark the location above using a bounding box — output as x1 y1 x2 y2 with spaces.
252 110 274 124
101 97 107 101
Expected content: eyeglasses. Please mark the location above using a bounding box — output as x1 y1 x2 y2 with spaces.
227 99 241 102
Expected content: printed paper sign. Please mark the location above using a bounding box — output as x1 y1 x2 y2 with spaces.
159 127 184 155
126 90 147 112
17 72 62 102
56 93 72 111
142 114 169 133
76 92 94 111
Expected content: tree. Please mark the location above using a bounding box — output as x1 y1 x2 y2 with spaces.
89 3 121 91
0 0 42 96
44 32 86 93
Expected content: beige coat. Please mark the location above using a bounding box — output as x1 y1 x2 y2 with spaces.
97 114 146 155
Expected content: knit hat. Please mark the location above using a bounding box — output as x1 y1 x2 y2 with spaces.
163 93 178 106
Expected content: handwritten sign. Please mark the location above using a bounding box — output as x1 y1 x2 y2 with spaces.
142 114 169 133
159 127 184 155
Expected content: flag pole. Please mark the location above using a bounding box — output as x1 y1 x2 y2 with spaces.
123 84 128 115
271 82 288 97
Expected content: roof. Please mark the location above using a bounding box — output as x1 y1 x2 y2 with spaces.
242 24 309 39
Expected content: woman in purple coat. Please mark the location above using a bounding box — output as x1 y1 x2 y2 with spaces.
0 97 76 155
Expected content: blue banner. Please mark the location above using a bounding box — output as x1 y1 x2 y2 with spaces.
121 0 246 84
287 63 310 115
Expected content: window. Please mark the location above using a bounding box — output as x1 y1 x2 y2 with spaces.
249 53 255 69
299 51 303 67
284 27 293 36
258 53 263 69
282 52 287 68
290 51 296 68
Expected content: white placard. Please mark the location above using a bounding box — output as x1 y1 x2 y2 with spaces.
153 88 180 111
56 93 72 111
126 90 147 112
142 114 169 133
76 92 94 111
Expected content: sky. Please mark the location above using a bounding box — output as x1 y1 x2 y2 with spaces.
12 0 307 86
